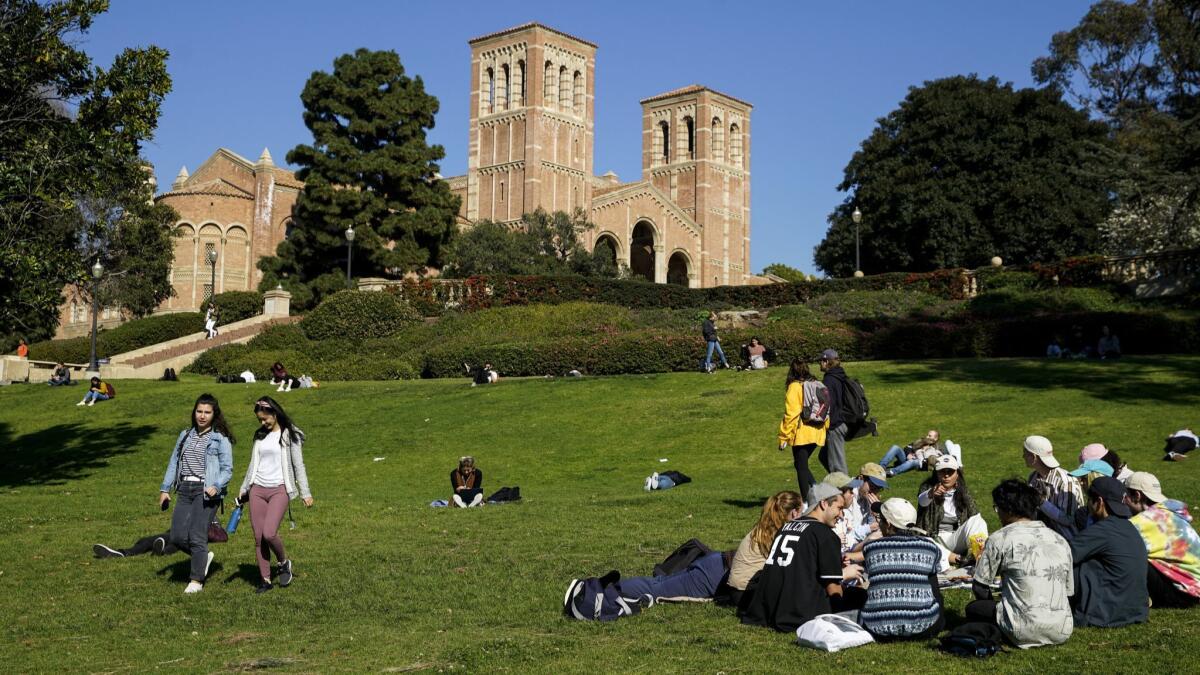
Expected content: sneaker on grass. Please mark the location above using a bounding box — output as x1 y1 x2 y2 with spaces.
152 536 167 555
92 544 123 558
278 559 294 587
204 551 214 579
256 581 274 594
184 581 203 594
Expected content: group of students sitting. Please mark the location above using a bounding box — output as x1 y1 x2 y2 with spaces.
566 433 1200 651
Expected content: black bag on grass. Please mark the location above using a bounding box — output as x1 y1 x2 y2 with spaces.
563 571 651 622
653 538 714 577
486 486 521 503
940 622 1005 657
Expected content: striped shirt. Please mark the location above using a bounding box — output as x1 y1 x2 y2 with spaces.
859 535 943 638
179 428 211 480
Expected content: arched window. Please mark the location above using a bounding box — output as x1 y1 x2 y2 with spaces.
499 64 510 111
544 61 555 108
515 60 525 107
558 66 570 110
730 123 742 167
573 71 584 116
485 67 495 114
711 117 724 162
659 121 670 164
682 116 695 160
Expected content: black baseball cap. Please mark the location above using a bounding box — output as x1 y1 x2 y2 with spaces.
1089 476 1132 518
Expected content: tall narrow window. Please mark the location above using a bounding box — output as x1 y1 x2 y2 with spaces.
499 181 505 201
730 123 742 167
659 121 670 164
573 71 584 116
559 66 570 110
486 67 495 114
682 116 695 160
515 60 525 107
544 61 555 108
711 117 724 162
499 64 510 111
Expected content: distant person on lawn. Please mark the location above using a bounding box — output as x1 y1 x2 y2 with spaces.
1125 471 1200 608
917 455 988 568
15 338 28 358
878 429 943 477
1024 435 1084 541
450 456 483 507
968 479 1074 649
1096 325 1121 359
270 361 299 392
237 396 313 593
1069 476 1148 628
466 362 499 386
48 362 71 386
77 376 114 406
204 304 219 339
744 336 770 370
1164 428 1198 462
817 348 852 474
701 311 729 372
777 358 829 505
160 393 234 594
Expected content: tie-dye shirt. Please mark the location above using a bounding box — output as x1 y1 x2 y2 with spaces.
1131 505 1200 599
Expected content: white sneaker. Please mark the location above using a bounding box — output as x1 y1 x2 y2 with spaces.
184 581 203 594
204 551 214 578
644 475 654 491
87 400 95 407
277 384 285 392
76 401 86 406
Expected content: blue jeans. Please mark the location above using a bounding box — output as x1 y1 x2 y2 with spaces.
84 391 110 403
879 445 920 475
656 475 676 490
705 341 727 368
617 551 726 601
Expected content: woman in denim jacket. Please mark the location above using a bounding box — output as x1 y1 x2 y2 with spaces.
237 396 313 593
159 393 235 593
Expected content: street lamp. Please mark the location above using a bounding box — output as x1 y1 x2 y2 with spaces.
345 226 356 289
851 207 863 277
88 260 103 372
207 247 218 303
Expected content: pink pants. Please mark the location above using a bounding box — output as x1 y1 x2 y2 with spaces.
249 484 289 581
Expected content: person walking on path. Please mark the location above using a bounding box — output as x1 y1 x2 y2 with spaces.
818 349 850 474
237 396 313 593
778 358 829 505
701 311 729 372
159 393 235 594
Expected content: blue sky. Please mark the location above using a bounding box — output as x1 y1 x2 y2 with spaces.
84 1 1095 275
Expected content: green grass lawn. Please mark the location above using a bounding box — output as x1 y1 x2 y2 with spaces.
1 357 1198 673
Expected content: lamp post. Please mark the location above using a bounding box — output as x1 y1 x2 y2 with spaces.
851 207 863 277
88 260 103 373
345 226 356 289
207 248 218 303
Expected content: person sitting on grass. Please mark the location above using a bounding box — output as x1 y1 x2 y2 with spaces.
917 455 988 568
270 362 299 392
1097 325 1121 359
857 498 946 641
878 429 943 477
823 472 857 553
48 362 71 386
1069 476 1148 628
1125 471 1200 609
743 337 771 370
840 463 889 557
1164 428 1197 462
451 456 483 508
77 376 113 406
968 479 1074 649
1024 435 1084 541
738 482 865 632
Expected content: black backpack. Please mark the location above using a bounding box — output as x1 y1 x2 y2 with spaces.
563 571 651 622
940 622 1005 657
486 486 521 503
161 368 178 381
653 538 714 577
833 372 870 423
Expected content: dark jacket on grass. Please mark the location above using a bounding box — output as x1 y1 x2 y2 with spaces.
822 366 847 426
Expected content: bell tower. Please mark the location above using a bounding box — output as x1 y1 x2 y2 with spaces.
467 23 596 224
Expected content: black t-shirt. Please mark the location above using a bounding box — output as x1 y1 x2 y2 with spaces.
738 517 843 632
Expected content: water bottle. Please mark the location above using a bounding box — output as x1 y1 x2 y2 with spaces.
226 505 243 534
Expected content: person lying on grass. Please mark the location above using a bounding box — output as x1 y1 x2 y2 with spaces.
93 526 228 559
878 429 943 477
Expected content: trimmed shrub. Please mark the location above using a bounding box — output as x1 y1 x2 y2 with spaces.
202 291 263 324
972 269 1040 292
301 290 422 340
248 323 309 351
968 288 1122 319
767 304 820 324
806 290 941 321
28 312 205 363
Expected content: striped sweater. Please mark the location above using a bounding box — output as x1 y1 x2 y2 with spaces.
859 535 944 638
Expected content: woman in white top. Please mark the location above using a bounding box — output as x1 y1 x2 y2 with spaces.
237 396 312 593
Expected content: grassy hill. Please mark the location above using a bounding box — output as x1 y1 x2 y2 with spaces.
1 356 1198 672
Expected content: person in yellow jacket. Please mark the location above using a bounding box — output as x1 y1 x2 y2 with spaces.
778 358 831 505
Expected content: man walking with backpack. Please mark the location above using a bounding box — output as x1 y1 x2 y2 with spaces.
818 349 855 474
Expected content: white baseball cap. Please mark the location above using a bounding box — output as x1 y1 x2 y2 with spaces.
933 454 960 472
875 498 920 532
1126 471 1167 504
1023 435 1059 469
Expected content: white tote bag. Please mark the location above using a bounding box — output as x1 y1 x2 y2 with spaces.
795 614 875 652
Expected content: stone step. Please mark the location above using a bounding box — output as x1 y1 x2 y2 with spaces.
124 316 301 369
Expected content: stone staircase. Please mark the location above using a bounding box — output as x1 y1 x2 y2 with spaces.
101 314 301 379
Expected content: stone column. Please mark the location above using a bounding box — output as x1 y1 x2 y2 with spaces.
263 288 292 317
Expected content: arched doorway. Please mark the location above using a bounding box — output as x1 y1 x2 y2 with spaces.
594 234 619 270
630 221 655 282
667 251 690 286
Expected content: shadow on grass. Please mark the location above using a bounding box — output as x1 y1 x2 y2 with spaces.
221 563 263 588
723 497 770 509
871 356 1200 404
0 421 156 487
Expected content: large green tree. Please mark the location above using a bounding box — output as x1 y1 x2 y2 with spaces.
814 76 1113 277
260 48 460 307
0 0 172 349
1034 0 1200 254
443 208 620 278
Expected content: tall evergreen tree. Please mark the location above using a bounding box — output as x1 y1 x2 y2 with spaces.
261 48 460 306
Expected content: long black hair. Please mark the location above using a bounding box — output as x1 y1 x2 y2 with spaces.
192 393 235 443
253 395 302 442
784 358 815 390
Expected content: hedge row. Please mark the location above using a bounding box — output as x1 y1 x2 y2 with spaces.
28 312 205 364
201 291 263 324
300 290 422 341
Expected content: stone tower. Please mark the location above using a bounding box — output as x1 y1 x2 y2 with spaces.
466 23 596 224
640 86 751 286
